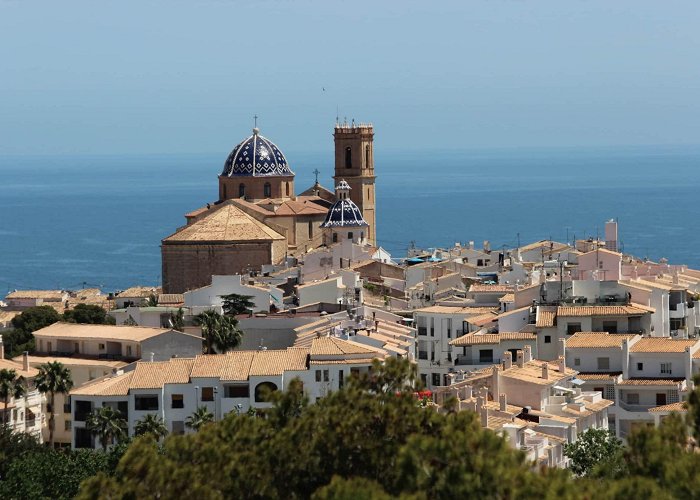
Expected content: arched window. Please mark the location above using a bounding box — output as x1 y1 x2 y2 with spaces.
365 145 370 168
345 147 352 168
308 221 313 239
264 182 272 198
254 381 278 402
348 232 353 240
367 187 371 200
239 183 246 198
286 182 290 197
333 233 338 243
360 231 364 240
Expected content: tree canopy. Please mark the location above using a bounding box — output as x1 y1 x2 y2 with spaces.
62 304 116 325
220 293 256 316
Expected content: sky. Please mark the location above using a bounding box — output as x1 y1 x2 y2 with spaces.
1 0 699 155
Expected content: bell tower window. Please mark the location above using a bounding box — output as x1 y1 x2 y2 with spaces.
239 183 246 198
345 147 352 168
264 182 272 198
365 145 370 169
286 182 290 197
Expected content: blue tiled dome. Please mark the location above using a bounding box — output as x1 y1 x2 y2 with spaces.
320 180 369 228
222 128 294 177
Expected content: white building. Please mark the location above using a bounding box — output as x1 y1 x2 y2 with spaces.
0 344 44 442
184 275 284 314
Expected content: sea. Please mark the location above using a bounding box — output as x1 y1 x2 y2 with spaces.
1 144 699 293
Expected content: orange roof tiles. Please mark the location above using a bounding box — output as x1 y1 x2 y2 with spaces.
33 322 175 342
450 331 537 347
557 305 651 317
629 338 698 353
469 284 514 293
649 402 687 413
566 333 637 349
536 307 557 328
249 348 309 376
310 337 380 356
130 358 195 389
617 378 685 386
71 371 134 396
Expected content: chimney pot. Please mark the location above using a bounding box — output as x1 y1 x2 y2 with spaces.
503 351 513 369
523 345 532 363
558 338 567 357
557 355 566 373
23 351 29 372
542 363 550 380
480 406 489 427
499 393 507 411
516 350 524 368
149 352 155 362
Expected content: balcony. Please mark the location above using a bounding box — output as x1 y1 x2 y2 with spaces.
617 401 657 413
454 356 500 366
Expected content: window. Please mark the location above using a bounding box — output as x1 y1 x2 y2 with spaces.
224 384 250 398
171 394 184 409
544 335 551 344
599 260 604 270
365 145 370 168
126 345 132 357
254 382 278 402
420 374 427 386
605 385 616 401
339 370 344 389
74 342 80 353
574 358 581 366
65 420 72 431
98 343 105 350
597 357 610 370
333 233 338 243
239 183 246 198
134 395 159 411
348 232 353 240
264 182 271 197
201 387 214 402
431 373 441 387
637 362 643 371
656 393 667 406
345 146 352 168
661 362 673 375
286 182 290 197
172 421 185 435
627 393 639 405
479 349 494 363
74 400 93 421
308 221 313 239
315 370 322 382
602 321 618 333
567 323 582 335
63 396 71 414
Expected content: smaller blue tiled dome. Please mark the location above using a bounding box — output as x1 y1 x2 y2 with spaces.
320 180 369 228
222 128 294 177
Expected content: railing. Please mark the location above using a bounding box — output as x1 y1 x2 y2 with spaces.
617 401 656 413
454 357 500 366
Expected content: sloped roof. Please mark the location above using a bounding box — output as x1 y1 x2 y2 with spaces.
0 358 39 378
310 336 381 356
630 338 698 353
450 331 537 347
129 358 196 389
274 199 328 216
71 371 134 396
649 401 687 413
557 305 650 317
536 307 557 328
163 204 285 243
566 333 637 349
32 322 177 342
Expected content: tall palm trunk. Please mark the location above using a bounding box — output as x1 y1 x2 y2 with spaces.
49 391 55 448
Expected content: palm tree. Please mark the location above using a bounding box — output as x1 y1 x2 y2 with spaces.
186 406 213 432
134 413 168 439
0 369 26 426
86 406 127 450
34 361 73 448
194 310 243 354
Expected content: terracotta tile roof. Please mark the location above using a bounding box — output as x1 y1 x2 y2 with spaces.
129 358 196 389
536 307 557 327
33 322 176 342
71 371 134 396
163 204 285 243
466 312 499 327
5 290 66 300
249 348 309 376
493 305 532 320
190 352 256 381
469 284 514 293
413 305 498 315
500 361 577 385
450 331 537 347
310 358 379 365
617 378 685 386
0 358 39 378
566 333 638 349
0 310 20 324
649 401 687 413
158 294 185 306
557 305 651 317
273 199 328 216
576 372 621 381
499 293 515 303
118 286 159 298
518 240 569 253
629 338 698 353
16 355 127 369
310 337 381 356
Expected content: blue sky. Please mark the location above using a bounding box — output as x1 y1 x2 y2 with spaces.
1 0 699 155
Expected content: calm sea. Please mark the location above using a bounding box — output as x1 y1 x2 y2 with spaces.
1 145 699 293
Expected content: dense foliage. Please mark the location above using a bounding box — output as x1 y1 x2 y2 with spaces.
62 304 116 325
564 427 624 477
220 293 256 316
194 310 243 354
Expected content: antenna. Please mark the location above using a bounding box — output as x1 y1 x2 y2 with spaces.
336 105 339 126
313 168 320 184
254 114 258 128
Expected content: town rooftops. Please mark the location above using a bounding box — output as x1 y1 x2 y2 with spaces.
310 336 382 357
500 360 577 386
629 338 699 353
158 294 185 306
117 286 159 298
163 203 286 243
576 372 622 381
565 333 638 349
518 240 569 253
412 305 498 315
5 290 65 300
649 401 687 413
468 284 514 294
556 305 652 317
130 358 195 389
32 322 190 343
450 331 537 347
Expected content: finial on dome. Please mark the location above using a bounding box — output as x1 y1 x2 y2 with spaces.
253 127 260 135
253 114 259 135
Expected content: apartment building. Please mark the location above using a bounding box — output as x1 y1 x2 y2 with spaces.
0 346 43 441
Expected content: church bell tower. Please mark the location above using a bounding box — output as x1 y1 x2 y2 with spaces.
333 121 376 245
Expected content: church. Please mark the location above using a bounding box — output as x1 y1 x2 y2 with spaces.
161 121 377 294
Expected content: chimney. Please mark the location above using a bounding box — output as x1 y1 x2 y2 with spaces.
499 393 507 412
523 345 532 363
492 365 500 401
0 336 4 360
463 385 473 400
557 355 566 373
480 406 489 427
23 351 29 372
503 351 513 369
516 350 524 368
542 363 550 380
149 352 155 362
558 338 566 358
476 396 484 413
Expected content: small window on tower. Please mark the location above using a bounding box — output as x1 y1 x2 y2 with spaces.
345 147 352 168
365 145 370 168
286 182 290 197
264 182 271 198
239 183 246 198
308 221 313 239
333 233 338 243
348 232 353 240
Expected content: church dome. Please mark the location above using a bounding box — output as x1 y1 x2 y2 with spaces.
320 181 369 228
221 128 294 177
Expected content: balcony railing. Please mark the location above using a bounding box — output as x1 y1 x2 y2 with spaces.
617 401 657 413
454 357 500 366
